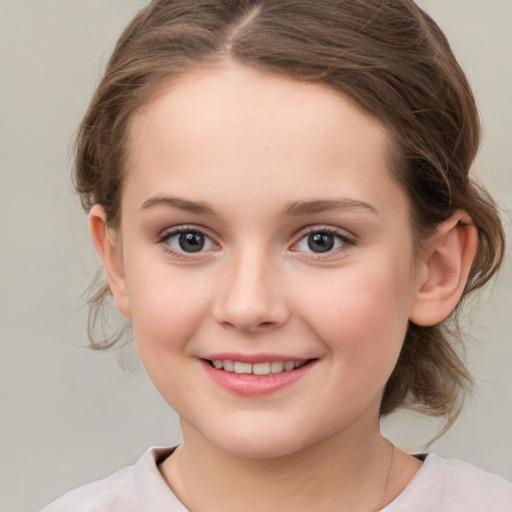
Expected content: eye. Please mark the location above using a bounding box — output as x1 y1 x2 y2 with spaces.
163 229 215 254
293 230 350 254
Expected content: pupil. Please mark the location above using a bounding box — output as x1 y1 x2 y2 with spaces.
179 232 205 252
308 233 334 253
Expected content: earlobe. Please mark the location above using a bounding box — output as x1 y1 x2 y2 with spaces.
89 205 132 317
409 211 478 326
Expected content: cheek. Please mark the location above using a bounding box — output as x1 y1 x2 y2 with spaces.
125 262 212 359
297 258 413 366
126 269 214 409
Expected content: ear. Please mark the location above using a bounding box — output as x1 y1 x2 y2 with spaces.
409 211 478 326
89 204 132 317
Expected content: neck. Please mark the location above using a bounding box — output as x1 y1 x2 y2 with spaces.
160 422 403 512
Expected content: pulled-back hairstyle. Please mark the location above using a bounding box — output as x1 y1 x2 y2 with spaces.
75 0 504 425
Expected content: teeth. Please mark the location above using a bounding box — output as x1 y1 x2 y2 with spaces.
210 359 307 375
270 361 284 373
234 362 252 374
284 361 295 371
253 362 271 375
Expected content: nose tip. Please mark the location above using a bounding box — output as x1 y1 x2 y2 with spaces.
214 290 290 333
212 260 289 333
216 304 287 333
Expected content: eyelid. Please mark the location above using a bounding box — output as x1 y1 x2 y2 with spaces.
157 224 220 258
158 224 200 240
155 223 354 260
293 225 354 242
290 225 355 256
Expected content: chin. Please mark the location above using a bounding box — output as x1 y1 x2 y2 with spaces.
200 419 326 461
218 435 305 460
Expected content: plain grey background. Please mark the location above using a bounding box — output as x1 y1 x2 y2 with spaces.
1 1 511 511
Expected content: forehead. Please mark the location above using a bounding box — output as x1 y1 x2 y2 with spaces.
124 63 404 216
130 63 390 153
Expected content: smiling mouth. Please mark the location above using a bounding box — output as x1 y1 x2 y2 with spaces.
204 359 314 376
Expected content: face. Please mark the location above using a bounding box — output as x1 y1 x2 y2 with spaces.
109 64 423 458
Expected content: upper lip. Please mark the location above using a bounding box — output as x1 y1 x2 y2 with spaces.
200 353 315 364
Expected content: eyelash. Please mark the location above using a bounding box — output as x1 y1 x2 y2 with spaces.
157 225 218 259
156 225 354 260
291 226 354 259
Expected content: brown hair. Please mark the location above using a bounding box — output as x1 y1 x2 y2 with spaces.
75 0 505 425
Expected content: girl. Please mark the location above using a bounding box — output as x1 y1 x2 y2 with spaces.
42 0 511 510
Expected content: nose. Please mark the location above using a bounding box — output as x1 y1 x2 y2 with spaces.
212 249 290 334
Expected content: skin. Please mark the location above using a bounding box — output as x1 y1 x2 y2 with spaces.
91 63 478 511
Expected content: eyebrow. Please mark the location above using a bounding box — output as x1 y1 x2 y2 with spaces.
140 195 378 218
141 196 216 215
280 199 379 218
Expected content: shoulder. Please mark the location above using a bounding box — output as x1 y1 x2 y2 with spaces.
386 454 512 512
40 465 138 512
40 447 184 512
436 455 512 510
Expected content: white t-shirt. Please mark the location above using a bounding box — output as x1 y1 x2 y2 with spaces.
41 447 512 511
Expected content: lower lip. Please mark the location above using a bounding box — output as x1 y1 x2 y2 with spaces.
200 360 314 396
